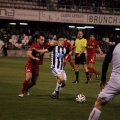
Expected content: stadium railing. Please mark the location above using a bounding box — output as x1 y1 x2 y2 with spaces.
0 0 120 15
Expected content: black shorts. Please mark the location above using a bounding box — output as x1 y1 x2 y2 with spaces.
75 53 86 65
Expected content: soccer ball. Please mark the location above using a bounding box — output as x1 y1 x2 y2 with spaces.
76 94 86 103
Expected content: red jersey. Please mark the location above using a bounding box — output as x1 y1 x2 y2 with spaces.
26 42 50 68
87 39 98 55
64 41 72 51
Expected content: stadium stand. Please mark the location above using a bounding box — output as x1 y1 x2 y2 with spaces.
0 0 120 52
0 0 120 14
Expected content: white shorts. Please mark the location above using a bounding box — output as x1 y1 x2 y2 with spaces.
98 77 120 102
52 68 67 81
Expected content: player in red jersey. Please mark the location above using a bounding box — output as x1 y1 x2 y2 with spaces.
64 37 75 70
18 34 56 97
87 34 103 81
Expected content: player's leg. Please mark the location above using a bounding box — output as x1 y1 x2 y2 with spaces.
18 72 32 97
81 53 90 84
26 75 38 93
51 74 65 99
51 69 67 99
91 54 99 79
68 55 75 70
92 68 99 80
87 62 93 81
73 54 80 83
88 97 107 120
83 64 90 84
88 77 119 120
64 58 67 68
25 69 39 95
73 64 79 83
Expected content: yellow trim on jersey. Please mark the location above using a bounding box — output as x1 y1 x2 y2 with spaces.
75 38 87 53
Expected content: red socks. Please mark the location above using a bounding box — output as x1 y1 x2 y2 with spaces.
21 80 29 94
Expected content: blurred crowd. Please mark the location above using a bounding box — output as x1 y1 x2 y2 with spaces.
0 24 120 53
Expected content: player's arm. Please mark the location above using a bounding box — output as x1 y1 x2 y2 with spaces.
49 40 58 46
100 45 116 89
27 50 39 61
97 45 103 55
65 47 70 59
33 49 48 53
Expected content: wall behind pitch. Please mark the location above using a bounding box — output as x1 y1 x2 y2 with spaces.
0 50 105 60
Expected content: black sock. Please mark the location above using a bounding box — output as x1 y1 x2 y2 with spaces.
75 71 79 81
85 72 90 80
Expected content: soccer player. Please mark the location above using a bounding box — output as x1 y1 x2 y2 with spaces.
87 34 103 81
64 37 75 70
88 42 120 120
34 36 70 99
18 34 56 97
72 31 90 84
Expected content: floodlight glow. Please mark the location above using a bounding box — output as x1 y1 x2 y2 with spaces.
85 26 94 28
76 27 86 29
19 23 28 25
9 23 16 25
69 26 75 28
115 28 120 30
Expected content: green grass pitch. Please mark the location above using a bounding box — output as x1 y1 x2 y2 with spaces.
0 56 120 120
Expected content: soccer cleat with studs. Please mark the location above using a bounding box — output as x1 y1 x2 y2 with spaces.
50 91 59 99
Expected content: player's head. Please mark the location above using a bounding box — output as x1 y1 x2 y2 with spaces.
77 31 84 39
57 35 64 46
37 33 45 45
89 34 95 41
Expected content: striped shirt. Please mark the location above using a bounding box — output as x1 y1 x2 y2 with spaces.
48 45 69 70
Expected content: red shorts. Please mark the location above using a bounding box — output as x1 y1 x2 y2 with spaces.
25 63 39 77
87 54 96 64
65 54 71 61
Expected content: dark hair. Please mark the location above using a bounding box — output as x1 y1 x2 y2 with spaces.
90 33 95 36
56 35 64 40
36 33 45 39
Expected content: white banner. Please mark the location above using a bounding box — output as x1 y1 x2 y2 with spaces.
87 14 120 25
14 9 39 21
40 11 87 23
0 8 120 26
0 8 15 19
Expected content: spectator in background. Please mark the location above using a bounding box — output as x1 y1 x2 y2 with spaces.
1 42 8 56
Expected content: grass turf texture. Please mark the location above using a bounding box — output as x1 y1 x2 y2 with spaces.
0 56 120 120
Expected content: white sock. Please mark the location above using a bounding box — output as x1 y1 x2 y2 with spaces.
88 108 101 120
52 83 63 94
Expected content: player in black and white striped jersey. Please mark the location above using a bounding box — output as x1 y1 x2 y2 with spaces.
34 35 70 99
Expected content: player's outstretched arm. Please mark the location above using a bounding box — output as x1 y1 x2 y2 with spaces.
97 45 103 55
27 50 39 61
33 48 48 53
100 44 116 86
49 40 58 46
